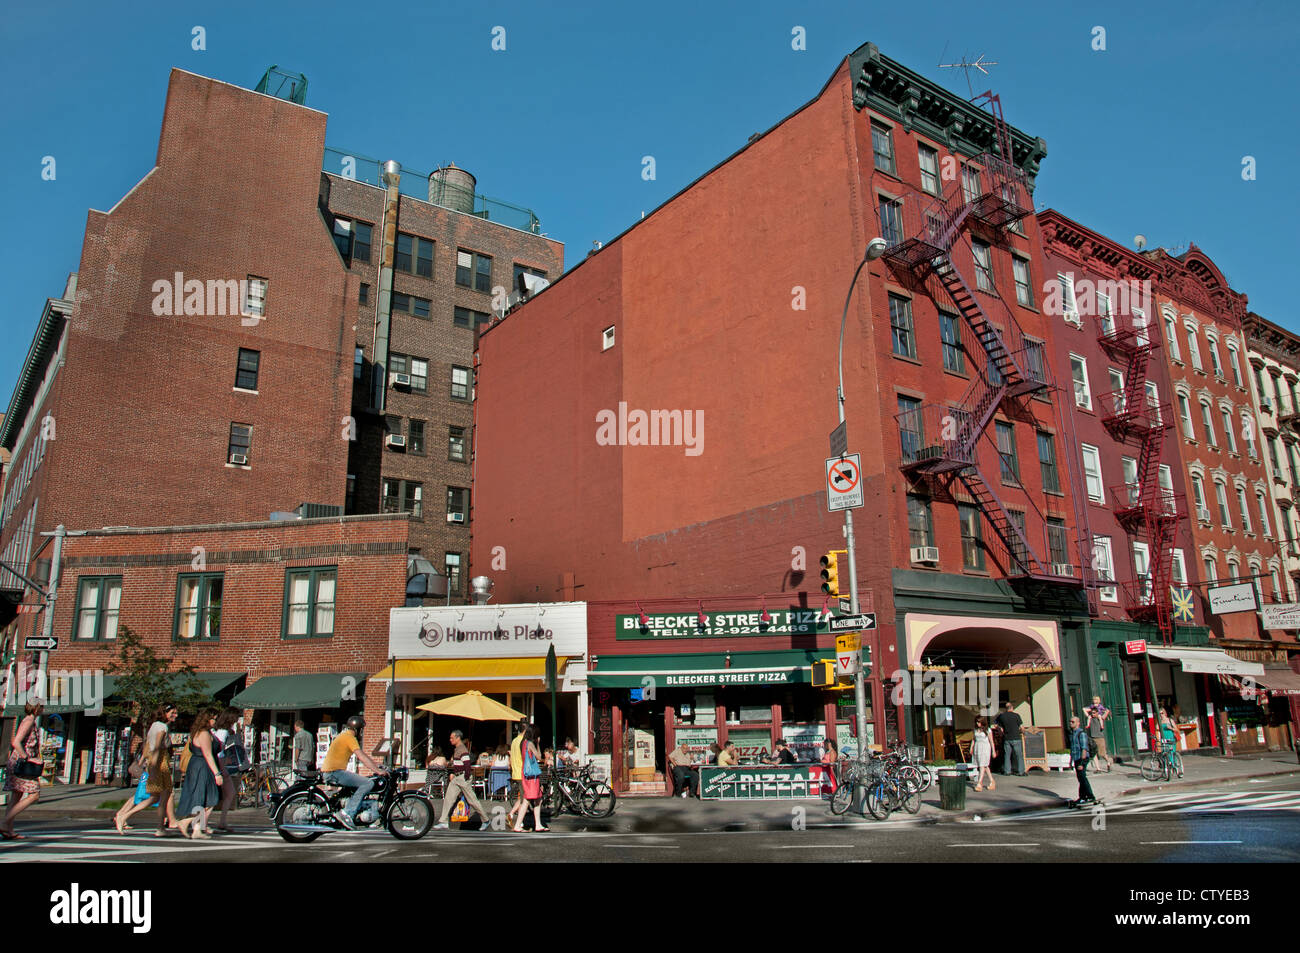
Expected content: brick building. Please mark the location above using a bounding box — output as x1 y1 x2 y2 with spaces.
471 41 1098 787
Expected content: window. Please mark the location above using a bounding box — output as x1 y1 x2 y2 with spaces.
961 164 982 204
996 421 1019 485
1038 431 1061 493
1270 436 1283 475
512 264 547 288
959 503 985 571
1221 407 1237 453
1191 474 1207 517
1081 444 1104 502
1289 443 1300 487
1208 339 1223 379
1200 401 1216 446
457 249 493 292
918 144 940 194
1272 568 1283 602
1013 257 1033 307
1109 369 1126 413
395 232 434 277
1047 518 1069 565
283 567 336 640
878 196 904 246
939 311 964 373
1227 560 1240 584
384 414 402 439
451 365 471 401
1070 355 1091 409
1275 375 1291 415
73 576 121 641
1097 293 1114 337
1243 413 1258 459
889 294 916 359
235 348 260 390
1132 542 1151 600
1215 480 1231 528
174 573 223 642
1058 273 1078 321
1023 340 1047 384
354 347 364 381
389 354 428 392
381 478 423 517
453 306 491 329
1171 550 1187 586
448 426 467 462
1186 326 1203 371
243 276 267 318
408 419 425 455
907 495 934 548
360 283 370 305
1203 557 1218 585
332 218 373 266
1092 536 1116 602
392 292 431 318
1237 486 1252 532
870 121 895 173
447 486 469 522
972 240 994 292
1145 382 1161 425
1164 312 1181 361
345 474 355 514
1178 393 1195 440
445 553 463 597
1121 456 1138 505
228 423 251 464
897 396 923 462
1227 344 1243 387
1258 492 1273 537
603 326 616 350
1255 365 1272 409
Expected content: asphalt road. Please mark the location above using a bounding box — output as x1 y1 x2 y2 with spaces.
4 779 1299 863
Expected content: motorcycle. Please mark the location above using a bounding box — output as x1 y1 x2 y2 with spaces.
271 765 434 842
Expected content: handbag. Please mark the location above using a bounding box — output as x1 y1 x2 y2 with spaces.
128 756 144 781
133 771 151 805
523 747 541 779
12 759 43 779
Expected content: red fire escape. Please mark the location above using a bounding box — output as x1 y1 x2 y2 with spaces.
886 94 1083 585
1096 316 1185 644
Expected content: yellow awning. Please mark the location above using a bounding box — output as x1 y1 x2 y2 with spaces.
371 657 569 681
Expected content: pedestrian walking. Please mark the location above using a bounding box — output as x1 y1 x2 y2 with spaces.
433 729 491 830
506 721 529 830
212 708 247 832
291 719 314 774
1 702 45 840
971 717 996 791
176 709 223 839
820 737 839 795
994 702 1025 776
115 705 178 835
1084 696 1112 772
513 725 548 833
1068 715 1096 808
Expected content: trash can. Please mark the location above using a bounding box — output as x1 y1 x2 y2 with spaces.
938 768 967 811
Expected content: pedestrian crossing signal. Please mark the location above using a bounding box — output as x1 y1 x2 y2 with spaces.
811 659 836 687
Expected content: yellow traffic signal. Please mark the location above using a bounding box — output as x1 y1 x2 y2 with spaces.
811 659 836 687
820 550 845 596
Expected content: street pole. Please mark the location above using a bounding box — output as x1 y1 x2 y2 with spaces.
836 242 886 761
35 525 67 683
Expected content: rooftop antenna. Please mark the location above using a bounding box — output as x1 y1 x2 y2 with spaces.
938 46 999 99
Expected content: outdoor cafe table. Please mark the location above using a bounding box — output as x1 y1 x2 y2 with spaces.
698 762 835 800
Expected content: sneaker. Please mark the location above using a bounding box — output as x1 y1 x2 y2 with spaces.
334 811 356 830
433 822 449 830
680 791 688 798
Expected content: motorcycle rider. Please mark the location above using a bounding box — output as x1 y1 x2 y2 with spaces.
321 715 387 829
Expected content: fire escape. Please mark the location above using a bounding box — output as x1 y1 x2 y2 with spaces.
887 94 1085 586
1097 316 1185 644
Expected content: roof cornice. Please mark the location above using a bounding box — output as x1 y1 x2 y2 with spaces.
0 298 72 450
848 42 1047 187
1036 209 1160 280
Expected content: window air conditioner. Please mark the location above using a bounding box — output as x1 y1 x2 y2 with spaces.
910 546 940 564
390 373 412 388
447 512 466 523
229 454 248 466
385 434 407 450
1197 506 1211 522
1051 563 1075 577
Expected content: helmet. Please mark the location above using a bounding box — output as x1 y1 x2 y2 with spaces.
346 715 365 733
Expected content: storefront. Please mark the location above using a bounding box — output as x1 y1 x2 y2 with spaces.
1211 647 1298 754
374 602 588 771
1132 646 1250 754
230 671 368 765
900 613 1066 761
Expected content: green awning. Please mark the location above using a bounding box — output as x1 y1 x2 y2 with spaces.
102 671 245 701
587 650 820 689
230 672 369 710
2 702 88 717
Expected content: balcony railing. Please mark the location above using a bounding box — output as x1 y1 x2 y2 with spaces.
1110 485 1185 526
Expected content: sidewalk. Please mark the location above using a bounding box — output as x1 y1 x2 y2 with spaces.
10 750 1298 830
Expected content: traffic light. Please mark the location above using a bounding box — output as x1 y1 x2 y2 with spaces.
811 659 836 687
820 550 845 596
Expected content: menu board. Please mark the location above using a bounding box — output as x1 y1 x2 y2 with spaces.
1022 726 1048 772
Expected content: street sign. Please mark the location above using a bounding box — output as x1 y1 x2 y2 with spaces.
829 421 847 458
838 597 852 614
835 633 861 653
25 636 57 651
1207 582 1257 616
828 613 876 632
1261 603 1300 629
16 604 42 615
836 650 861 677
1125 639 1147 655
825 454 863 512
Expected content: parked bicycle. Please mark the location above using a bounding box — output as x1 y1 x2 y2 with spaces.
1140 740 1184 782
238 760 291 811
865 763 922 819
829 755 880 815
542 763 617 818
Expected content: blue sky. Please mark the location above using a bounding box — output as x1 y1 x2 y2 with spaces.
2 0 1296 400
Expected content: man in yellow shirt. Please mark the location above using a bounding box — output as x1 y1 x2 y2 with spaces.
322 716 387 829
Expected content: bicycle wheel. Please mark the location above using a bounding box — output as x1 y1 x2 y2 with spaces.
897 765 924 795
386 793 434 840
260 774 288 806
237 773 257 808
901 783 921 815
579 781 617 818
274 791 329 843
866 781 892 821
1170 752 1183 779
1139 755 1162 781
830 780 855 815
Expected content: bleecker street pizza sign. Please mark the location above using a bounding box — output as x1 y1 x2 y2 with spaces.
618 610 834 640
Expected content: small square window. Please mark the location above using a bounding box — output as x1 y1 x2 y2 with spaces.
603 326 616 350
243 277 268 318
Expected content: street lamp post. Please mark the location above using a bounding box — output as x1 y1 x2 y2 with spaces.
836 238 888 761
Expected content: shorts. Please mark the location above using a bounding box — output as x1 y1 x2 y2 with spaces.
1092 736 1109 759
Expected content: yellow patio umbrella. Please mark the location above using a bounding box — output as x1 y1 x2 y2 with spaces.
416 690 526 722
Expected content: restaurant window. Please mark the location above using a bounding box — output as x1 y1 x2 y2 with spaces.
283 567 337 640
73 576 122 642
175 573 223 642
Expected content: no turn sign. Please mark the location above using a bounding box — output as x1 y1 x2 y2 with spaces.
826 454 864 512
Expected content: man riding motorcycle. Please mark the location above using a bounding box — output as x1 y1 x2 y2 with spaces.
321 715 387 829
